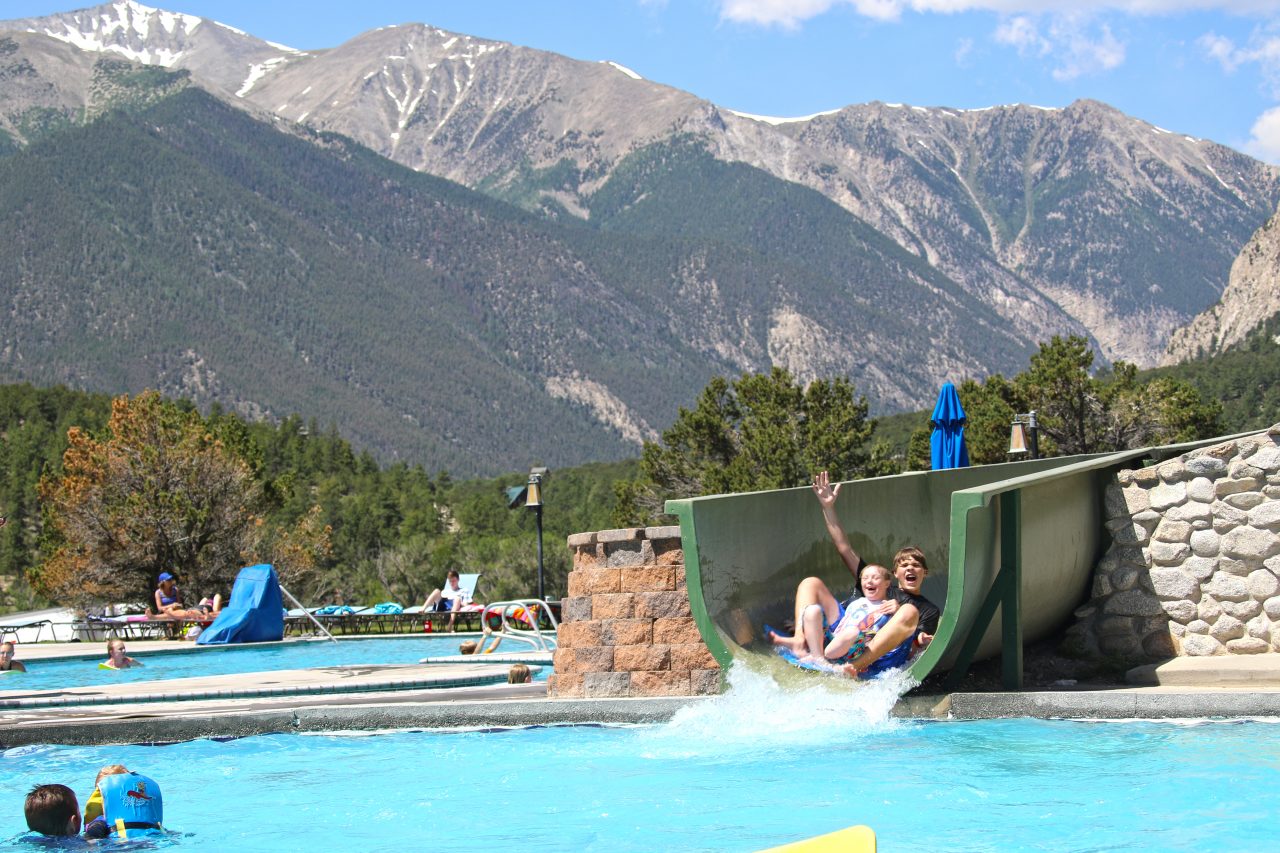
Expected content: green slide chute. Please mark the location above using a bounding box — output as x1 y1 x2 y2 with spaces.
666 435 1245 688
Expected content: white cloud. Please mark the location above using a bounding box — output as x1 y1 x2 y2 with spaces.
1244 104 1280 161
718 0 841 29
1199 32 1243 69
955 35 976 63
1048 18 1126 79
1200 30 1280 94
995 15 1050 54
717 0 1280 27
991 13 1125 77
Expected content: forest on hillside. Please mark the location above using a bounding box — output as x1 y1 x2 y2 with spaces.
0 382 633 615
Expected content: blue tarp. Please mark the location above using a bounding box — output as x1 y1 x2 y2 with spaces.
196 563 284 645
930 381 970 470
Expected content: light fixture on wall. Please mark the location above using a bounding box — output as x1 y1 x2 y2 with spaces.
1009 411 1040 460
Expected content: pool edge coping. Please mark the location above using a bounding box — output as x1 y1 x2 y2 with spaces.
6 688 1280 748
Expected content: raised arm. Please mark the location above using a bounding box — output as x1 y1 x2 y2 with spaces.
812 471 863 580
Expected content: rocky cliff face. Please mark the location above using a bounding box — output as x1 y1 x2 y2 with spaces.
1165 208 1280 362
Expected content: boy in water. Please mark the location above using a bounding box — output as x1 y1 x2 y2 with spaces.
24 784 81 837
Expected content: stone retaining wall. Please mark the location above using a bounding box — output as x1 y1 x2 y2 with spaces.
547 526 721 698
1067 425 1280 660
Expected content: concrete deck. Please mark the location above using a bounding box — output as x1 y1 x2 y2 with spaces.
4 640 1280 747
1125 654 1280 687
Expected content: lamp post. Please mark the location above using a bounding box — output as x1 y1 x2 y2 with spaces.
504 467 551 600
526 467 547 601
1009 411 1040 460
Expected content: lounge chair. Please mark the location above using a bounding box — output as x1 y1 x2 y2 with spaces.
0 618 54 644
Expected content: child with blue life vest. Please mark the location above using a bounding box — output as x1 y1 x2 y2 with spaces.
81 769 164 840
80 765 126 832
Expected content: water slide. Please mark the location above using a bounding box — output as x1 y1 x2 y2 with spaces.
665 435 1246 688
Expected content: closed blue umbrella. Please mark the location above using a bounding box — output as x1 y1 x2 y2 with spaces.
930 382 969 470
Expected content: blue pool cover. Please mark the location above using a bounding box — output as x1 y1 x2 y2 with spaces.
197 564 284 644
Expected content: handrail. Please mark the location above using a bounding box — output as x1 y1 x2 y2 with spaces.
480 599 559 652
279 584 338 642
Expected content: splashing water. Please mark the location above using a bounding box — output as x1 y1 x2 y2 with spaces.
641 662 918 758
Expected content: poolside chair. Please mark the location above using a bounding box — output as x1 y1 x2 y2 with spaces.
312 604 361 635
343 602 405 635
0 618 54 644
425 573 484 631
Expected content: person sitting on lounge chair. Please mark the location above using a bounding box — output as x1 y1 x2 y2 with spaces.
153 572 207 621
422 570 472 631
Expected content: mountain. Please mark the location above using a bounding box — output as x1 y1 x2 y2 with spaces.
0 74 670 474
0 53 1040 473
6 2 1278 370
0 0 294 99
2 3 1279 474
1164 205 1280 362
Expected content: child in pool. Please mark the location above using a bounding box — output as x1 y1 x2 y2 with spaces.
507 664 532 684
459 619 506 656
102 639 142 669
23 783 81 837
0 640 26 672
82 765 129 840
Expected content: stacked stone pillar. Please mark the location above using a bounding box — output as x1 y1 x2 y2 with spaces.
547 526 721 698
1068 425 1280 659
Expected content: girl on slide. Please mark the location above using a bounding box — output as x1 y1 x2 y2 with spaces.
819 564 895 664
783 563 895 667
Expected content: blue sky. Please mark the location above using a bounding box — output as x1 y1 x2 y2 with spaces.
6 0 1280 160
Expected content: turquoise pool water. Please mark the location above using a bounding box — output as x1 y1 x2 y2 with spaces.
2 669 1277 851
0 636 526 691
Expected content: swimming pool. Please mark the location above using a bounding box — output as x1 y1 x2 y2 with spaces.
2 668 1277 851
0 636 529 691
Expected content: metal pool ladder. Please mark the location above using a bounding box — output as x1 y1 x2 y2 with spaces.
482 599 559 652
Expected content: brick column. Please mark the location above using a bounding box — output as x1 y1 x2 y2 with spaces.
547 526 721 698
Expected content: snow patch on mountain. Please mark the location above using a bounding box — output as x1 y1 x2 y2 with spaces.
237 55 290 97
604 60 641 80
21 0 202 66
728 107 841 125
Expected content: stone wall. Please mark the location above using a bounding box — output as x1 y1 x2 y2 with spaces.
547 526 721 698
1067 425 1280 659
